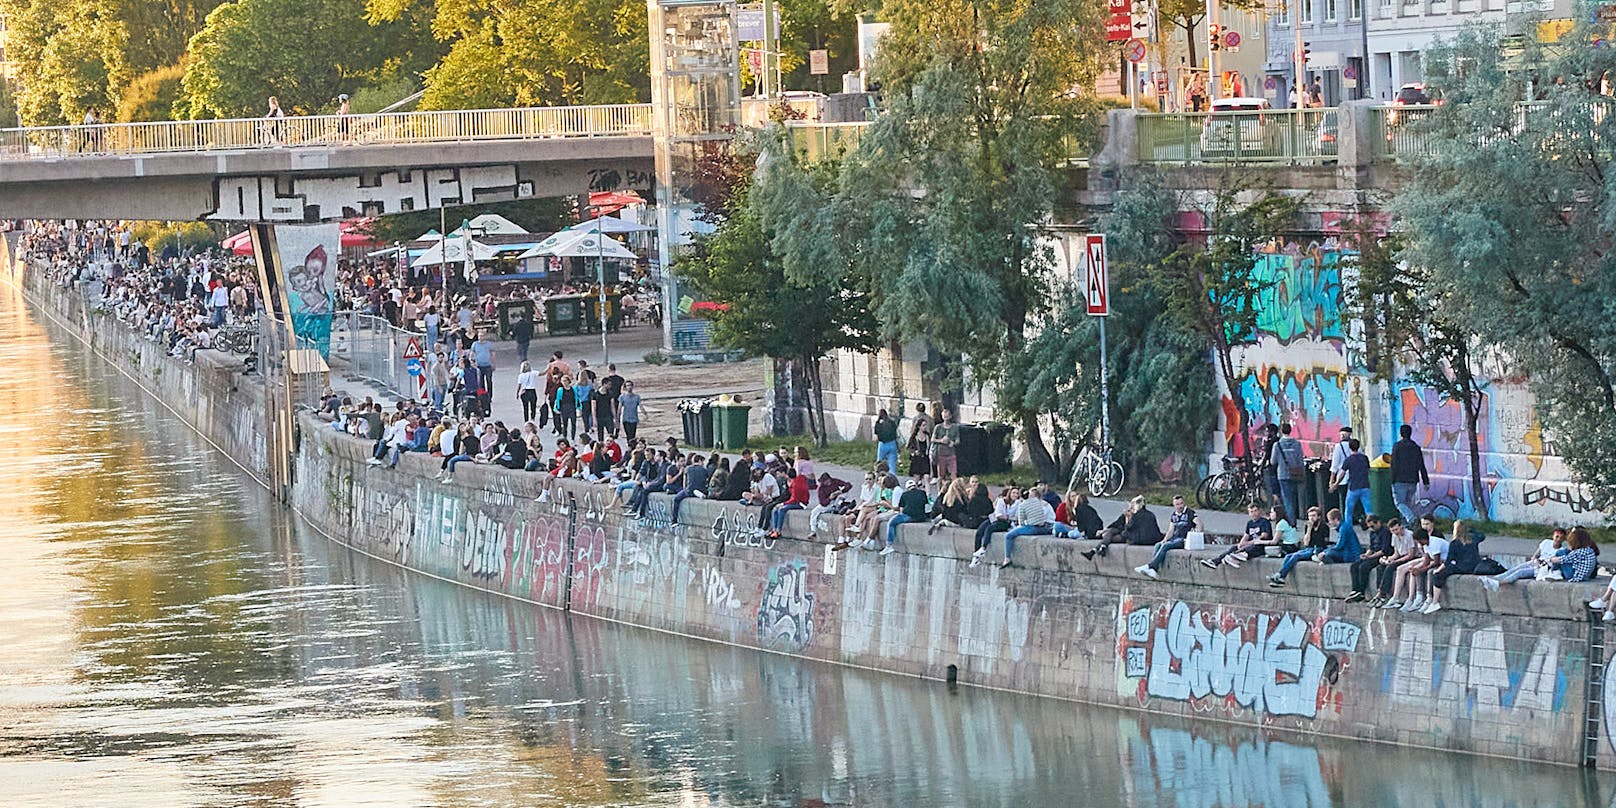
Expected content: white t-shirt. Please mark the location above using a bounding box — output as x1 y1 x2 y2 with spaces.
754 474 780 500
1535 538 1560 561
1426 535 1451 561
517 370 539 391
1390 528 1414 556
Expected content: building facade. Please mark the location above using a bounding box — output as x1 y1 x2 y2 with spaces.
1265 0 1370 105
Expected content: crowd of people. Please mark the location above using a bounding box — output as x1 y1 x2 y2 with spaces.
21 220 1611 615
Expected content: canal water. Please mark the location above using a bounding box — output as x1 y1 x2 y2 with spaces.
0 281 1607 808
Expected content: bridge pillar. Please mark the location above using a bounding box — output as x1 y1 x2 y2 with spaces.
247 225 298 501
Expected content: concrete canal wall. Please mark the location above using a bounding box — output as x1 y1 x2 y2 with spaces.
21 266 1613 770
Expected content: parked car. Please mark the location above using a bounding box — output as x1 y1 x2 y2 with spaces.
1199 97 1280 158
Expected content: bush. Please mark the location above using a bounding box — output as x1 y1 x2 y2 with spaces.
129 220 220 253
118 64 187 123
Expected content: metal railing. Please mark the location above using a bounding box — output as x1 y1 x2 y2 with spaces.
1138 107 1337 165
327 311 423 402
1370 104 1439 161
784 121 872 161
0 104 654 160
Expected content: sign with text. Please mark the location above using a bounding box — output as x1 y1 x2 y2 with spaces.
809 49 829 74
1083 234 1110 317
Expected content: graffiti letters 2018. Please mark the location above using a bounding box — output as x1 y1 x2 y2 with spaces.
1118 599 1359 720
757 561 815 652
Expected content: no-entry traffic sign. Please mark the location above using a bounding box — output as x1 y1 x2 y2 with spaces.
1125 39 1147 63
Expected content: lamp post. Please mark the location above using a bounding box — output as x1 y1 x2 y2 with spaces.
588 205 611 365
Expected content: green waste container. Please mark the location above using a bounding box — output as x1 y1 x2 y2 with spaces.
712 401 751 450
1369 464 1395 523
544 295 585 336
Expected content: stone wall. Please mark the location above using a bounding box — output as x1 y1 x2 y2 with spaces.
23 262 1615 770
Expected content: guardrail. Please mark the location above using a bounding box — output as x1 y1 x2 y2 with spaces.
0 104 654 160
1369 104 1438 162
784 121 872 161
1138 107 1338 166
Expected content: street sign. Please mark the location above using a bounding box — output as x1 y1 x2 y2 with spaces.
1342 63 1358 80
403 337 423 360
1125 38 1147 63
1106 14 1132 41
1152 70 1169 94
406 357 423 377
1130 1 1153 41
809 49 829 75
1083 234 1109 317
1264 76 1278 90
1223 30 1241 49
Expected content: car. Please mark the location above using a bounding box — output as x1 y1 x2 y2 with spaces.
1315 109 1339 157
1198 97 1281 158
1395 83 1431 106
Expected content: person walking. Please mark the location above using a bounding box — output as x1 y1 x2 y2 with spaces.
873 409 899 476
511 313 534 364
1333 438 1372 526
1268 422 1305 523
619 380 642 442
1390 424 1430 525
517 361 540 423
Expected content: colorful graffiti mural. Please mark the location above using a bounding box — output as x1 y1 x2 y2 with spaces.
1116 596 1359 720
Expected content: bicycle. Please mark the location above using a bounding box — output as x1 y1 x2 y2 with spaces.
1067 444 1125 498
1195 455 1265 512
214 326 260 355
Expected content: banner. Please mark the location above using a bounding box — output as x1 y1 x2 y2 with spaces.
276 223 339 356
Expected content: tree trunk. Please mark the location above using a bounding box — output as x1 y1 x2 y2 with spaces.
1004 294 1059 482
808 355 831 449
1463 390 1487 519
1181 21 1199 72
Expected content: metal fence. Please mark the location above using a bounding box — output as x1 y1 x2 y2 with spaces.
328 312 425 403
0 104 654 160
1369 104 1439 162
784 121 872 161
1138 107 1337 165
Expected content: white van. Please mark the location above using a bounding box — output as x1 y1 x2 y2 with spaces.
1199 97 1279 158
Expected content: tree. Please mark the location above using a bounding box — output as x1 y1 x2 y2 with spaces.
117 64 187 122
675 158 877 446
1344 217 1490 514
1396 24 1616 504
754 0 1107 480
180 0 437 118
1154 0 1264 76
1149 184 1299 466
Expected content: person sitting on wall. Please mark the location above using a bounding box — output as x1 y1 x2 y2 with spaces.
1268 507 1360 588
1421 520 1487 614
671 453 711 523
1053 491 1105 541
1382 526 1447 613
882 478 934 557
1348 515 1399 603
998 481 1057 569
1083 496 1163 560
969 485 1020 567
807 472 856 539
1482 527 1568 590
1201 503 1282 569
1135 494 1205 579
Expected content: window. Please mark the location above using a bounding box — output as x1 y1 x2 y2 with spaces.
1326 0 1338 20
1351 0 1364 18
1275 0 1290 25
1303 0 1315 21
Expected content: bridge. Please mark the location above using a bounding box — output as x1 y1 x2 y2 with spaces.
0 104 655 221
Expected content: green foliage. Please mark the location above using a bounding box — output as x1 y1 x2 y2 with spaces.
1396 22 1616 504
346 76 420 114
129 220 220 253
365 198 574 245
402 0 650 109
0 0 220 125
1148 181 1299 457
180 0 438 118
117 63 187 122
755 0 1107 477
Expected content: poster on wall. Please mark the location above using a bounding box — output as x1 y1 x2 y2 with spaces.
276 223 339 356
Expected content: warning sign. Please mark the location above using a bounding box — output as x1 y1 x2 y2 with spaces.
1083 234 1109 317
403 338 423 360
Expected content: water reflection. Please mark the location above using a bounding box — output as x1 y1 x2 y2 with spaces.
0 278 1610 807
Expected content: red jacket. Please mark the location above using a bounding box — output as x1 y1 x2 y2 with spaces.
786 474 811 506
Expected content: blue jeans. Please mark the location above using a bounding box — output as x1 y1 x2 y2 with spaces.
672 489 701 522
773 502 803 531
445 453 474 473
1148 537 1185 570
876 441 899 476
1343 487 1372 524
1276 478 1299 524
1392 482 1418 524
1003 524 1053 560
1277 547 1318 579
886 513 915 545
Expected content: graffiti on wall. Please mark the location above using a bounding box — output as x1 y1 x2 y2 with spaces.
757 561 815 652
1116 597 1359 720
1388 622 1567 716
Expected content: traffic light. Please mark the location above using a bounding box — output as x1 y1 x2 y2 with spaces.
1210 23 1222 52
1302 41 1312 65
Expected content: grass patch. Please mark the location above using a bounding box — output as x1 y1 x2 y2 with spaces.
741 435 878 470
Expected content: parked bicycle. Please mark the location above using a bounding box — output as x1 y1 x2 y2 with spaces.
1067 444 1125 498
1195 455 1266 512
214 325 259 355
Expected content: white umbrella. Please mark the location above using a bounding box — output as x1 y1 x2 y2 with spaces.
410 236 498 268
414 228 444 241
516 229 638 260
568 215 657 235
467 213 530 235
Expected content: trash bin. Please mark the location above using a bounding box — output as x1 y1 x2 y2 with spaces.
544 295 585 336
1298 458 1322 515
956 424 988 476
1369 458 1395 522
982 423 1014 474
1308 458 1338 513
497 299 536 339
712 398 751 450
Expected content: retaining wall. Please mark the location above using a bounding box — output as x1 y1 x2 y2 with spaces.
21 264 1615 770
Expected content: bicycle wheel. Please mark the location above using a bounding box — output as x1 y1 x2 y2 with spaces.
1087 464 1108 497
1207 473 1240 511
1195 474 1216 509
1103 462 1125 497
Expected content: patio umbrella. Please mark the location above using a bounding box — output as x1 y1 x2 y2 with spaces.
515 229 637 260
409 236 498 268
466 213 530 235
567 215 656 235
340 218 381 249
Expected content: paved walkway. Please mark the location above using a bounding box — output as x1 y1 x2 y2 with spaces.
327 333 1548 564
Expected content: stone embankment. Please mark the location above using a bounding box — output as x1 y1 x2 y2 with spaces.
20 263 1610 769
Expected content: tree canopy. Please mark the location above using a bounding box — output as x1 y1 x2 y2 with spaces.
1396 23 1616 501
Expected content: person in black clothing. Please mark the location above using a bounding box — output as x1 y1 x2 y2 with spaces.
1084 496 1162 559
1390 424 1430 525
1055 492 1105 541
671 454 710 522
596 364 624 439
497 430 528 469
1347 515 1397 602
1135 495 1205 578
1203 503 1281 568
511 314 534 363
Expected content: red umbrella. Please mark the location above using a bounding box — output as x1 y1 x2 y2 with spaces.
341 218 381 249
588 190 646 216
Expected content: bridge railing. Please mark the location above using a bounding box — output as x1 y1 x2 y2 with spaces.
1137 107 1338 165
0 104 654 160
